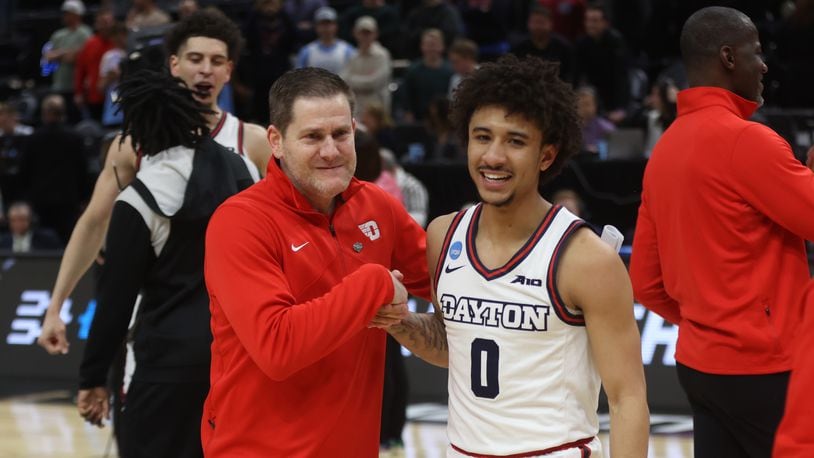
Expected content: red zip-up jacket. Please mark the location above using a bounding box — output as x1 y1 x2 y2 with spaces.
774 283 814 457
202 159 431 456
74 34 112 105
630 87 814 374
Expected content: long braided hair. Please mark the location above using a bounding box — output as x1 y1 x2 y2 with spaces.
117 69 214 157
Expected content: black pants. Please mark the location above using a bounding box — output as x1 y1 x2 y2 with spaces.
676 363 790 458
380 335 408 445
118 380 209 458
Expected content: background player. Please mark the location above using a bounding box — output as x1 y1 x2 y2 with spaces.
37 8 271 355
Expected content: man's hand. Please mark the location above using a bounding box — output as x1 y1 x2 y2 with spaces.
77 386 110 428
37 310 69 355
390 269 407 305
368 303 409 329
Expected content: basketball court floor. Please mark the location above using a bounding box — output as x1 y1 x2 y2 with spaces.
0 392 693 457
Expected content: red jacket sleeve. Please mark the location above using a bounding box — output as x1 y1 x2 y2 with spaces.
629 191 682 324
205 202 396 382
730 124 814 240
773 283 814 457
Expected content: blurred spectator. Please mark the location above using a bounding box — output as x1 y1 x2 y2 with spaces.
511 5 573 81
44 0 92 124
426 96 462 161
126 0 171 30
339 0 400 57
18 95 88 244
577 85 615 156
0 103 33 137
536 0 585 42
404 0 464 59
341 16 392 116
401 28 453 122
574 2 629 124
0 202 63 253
177 0 199 19
447 38 478 97
98 22 128 126
627 77 678 157
355 130 403 202
0 103 33 206
284 0 327 48
74 8 115 122
459 0 510 61
551 188 585 217
296 7 355 75
242 0 296 123
360 103 398 153
381 148 429 227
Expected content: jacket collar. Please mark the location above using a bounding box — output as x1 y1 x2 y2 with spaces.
677 87 758 120
265 158 363 215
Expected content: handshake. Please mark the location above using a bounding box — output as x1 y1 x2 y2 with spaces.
367 269 410 330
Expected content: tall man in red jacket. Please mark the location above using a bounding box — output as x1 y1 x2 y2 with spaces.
202 67 431 456
630 6 814 458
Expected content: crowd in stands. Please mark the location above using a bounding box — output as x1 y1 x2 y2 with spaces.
1 0 813 249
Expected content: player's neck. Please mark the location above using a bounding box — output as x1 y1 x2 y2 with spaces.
206 106 224 129
479 194 551 243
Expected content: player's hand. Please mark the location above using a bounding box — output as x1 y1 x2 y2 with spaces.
390 270 407 305
37 309 70 355
77 386 110 428
368 302 409 329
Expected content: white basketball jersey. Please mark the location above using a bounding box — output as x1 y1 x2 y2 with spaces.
211 112 260 182
437 203 601 456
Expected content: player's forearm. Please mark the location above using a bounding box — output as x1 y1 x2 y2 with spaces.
607 393 650 458
388 312 448 367
47 212 110 316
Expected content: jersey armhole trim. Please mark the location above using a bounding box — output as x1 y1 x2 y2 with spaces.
546 220 588 326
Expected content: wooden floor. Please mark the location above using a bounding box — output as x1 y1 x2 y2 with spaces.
0 392 693 458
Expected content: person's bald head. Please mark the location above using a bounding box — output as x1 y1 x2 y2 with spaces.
680 6 767 104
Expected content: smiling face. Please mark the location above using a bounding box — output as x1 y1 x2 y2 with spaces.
169 36 233 109
467 105 556 208
269 94 357 213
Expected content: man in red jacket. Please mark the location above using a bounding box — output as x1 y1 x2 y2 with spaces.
202 67 431 456
73 8 114 121
630 6 814 458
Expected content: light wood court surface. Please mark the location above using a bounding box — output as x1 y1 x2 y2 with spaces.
0 394 692 458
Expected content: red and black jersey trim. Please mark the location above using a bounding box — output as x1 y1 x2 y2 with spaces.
546 219 588 326
210 111 227 138
434 209 469 299
450 436 594 457
237 120 245 156
466 204 561 281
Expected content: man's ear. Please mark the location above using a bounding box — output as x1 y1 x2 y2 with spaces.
719 45 736 70
267 125 284 160
539 144 558 172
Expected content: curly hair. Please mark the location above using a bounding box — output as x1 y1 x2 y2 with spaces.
117 69 214 157
164 7 244 63
450 54 582 184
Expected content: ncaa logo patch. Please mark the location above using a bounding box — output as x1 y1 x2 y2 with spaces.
449 241 462 260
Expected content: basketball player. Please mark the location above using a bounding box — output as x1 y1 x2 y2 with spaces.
76 69 256 457
379 56 649 457
37 8 271 355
